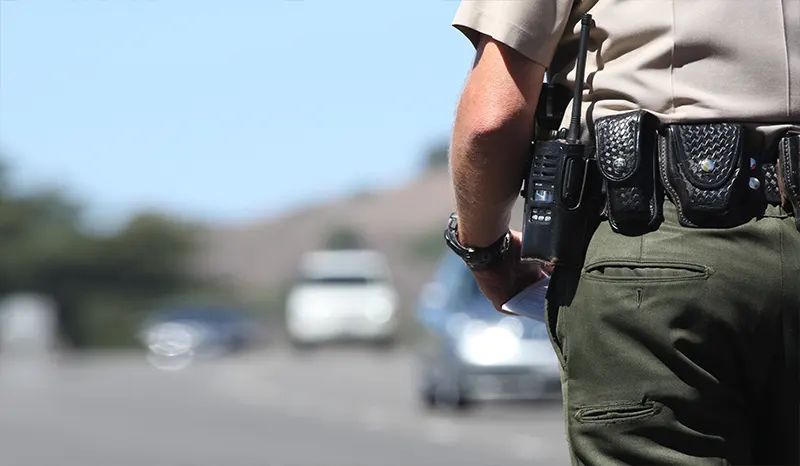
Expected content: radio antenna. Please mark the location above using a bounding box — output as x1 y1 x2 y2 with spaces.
567 14 593 144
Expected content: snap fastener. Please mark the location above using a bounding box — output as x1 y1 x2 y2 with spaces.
700 159 715 172
749 177 761 190
750 158 757 171
613 157 626 169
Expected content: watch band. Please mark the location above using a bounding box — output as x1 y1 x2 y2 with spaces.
444 213 510 271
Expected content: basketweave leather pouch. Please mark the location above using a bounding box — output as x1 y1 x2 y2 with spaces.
659 123 749 228
777 132 800 231
594 110 663 235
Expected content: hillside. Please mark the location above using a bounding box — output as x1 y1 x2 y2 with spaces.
194 167 526 322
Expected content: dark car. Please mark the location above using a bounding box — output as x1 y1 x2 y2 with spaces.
413 252 562 410
138 305 268 359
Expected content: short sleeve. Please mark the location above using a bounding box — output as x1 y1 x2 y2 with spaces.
452 0 577 68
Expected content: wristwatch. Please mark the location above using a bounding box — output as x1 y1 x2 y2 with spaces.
444 213 511 271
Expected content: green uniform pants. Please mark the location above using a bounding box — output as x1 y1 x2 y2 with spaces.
546 200 799 465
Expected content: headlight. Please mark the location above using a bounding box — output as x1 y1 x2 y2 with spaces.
287 298 331 321
297 305 330 320
445 313 471 336
497 316 524 338
145 322 203 357
366 296 394 324
457 321 520 366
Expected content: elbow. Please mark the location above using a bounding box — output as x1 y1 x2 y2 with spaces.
455 91 533 145
469 111 528 140
455 107 532 149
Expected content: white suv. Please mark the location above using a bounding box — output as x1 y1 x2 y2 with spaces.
285 249 398 347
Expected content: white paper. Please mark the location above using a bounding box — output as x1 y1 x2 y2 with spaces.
501 276 550 322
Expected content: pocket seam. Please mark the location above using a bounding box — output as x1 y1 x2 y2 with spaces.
575 400 662 425
582 259 713 283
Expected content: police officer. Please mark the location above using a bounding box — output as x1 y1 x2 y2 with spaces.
443 0 799 464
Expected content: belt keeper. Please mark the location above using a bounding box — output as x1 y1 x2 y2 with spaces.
761 163 782 205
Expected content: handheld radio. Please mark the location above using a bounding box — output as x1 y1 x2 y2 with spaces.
519 14 601 266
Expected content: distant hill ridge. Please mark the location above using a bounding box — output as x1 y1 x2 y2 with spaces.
194 167 525 317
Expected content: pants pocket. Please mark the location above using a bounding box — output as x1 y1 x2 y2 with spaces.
582 260 712 283
575 399 663 424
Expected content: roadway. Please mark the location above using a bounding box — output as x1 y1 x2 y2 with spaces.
0 347 571 466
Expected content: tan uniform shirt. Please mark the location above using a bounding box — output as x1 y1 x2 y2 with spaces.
453 0 800 144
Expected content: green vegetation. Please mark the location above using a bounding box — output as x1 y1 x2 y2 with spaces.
0 157 209 349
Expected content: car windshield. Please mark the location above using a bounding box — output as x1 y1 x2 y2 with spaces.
300 275 383 285
461 272 550 340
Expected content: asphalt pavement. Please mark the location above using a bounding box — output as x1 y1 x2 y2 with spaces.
0 347 571 466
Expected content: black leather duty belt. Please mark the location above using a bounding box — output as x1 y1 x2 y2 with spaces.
741 136 783 207
592 110 799 234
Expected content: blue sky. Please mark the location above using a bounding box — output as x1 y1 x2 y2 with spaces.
0 0 475 229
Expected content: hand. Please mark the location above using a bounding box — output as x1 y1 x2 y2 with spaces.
471 230 548 314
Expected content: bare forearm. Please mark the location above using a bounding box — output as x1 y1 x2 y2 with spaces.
449 38 545 247
450 121 533 247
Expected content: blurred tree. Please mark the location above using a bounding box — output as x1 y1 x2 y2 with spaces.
323 225 366 250
90 212 200 295
422 140 450 172
0 187 84 293
59 213 203 347
0 161 8 197
0 184 90 346
0 159 205 348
